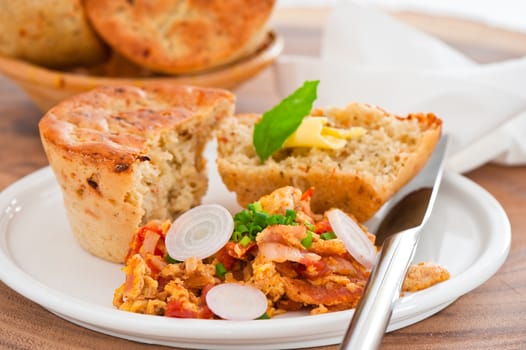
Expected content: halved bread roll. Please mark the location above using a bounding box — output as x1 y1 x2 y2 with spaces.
39 85 235 262
216 103 442 222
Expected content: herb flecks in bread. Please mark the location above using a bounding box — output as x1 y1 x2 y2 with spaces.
39 85 235 263
217 97 441 222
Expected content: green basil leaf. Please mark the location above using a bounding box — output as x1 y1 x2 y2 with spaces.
253 80 320 162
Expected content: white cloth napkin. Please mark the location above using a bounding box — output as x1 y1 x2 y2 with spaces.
272 1 526 173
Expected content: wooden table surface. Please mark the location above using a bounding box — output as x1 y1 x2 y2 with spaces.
1 6 526 350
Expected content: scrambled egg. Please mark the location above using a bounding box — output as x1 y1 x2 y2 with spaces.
113 187 450 319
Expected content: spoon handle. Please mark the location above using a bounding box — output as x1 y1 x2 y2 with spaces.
339 228 420 350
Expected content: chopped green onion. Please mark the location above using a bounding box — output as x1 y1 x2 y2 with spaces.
247 202 262 213
165 255 181 264
249 224 263 236
232 202 298 243
254 211 269 226
257 312 270 320
239 235 252 246
301 230 313 248
235 210 251 223
236 224 248 233
305 222 316 231
267 215 280 225
320 231 337 240
215 263 227 278
231 230 243 242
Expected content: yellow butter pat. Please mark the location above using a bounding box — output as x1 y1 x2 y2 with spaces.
283 116 365 150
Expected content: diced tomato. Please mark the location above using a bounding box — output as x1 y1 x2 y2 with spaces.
125 222 167 262
224 241 256 260
198 305 214 319
314 219 333 234
199 284 216 319
165 298 213 319
301 187 315 201
215 245 237 270
165 299 198 318
125 230 145 262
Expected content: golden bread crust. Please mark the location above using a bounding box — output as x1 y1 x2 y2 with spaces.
39 85 235 262
40 85 234 173
0 0 107 67
84 0 276 74
216 104 442 222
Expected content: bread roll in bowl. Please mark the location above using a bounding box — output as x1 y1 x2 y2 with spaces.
84 0 276 74
0 0 107 68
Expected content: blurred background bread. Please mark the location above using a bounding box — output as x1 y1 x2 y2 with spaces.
84 0 276 74
0 0 281 111
0 0 108 68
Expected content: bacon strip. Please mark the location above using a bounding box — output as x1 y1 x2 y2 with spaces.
258 242 321 264
283 277 364 307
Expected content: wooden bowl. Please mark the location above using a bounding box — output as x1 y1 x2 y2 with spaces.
0 31 283 112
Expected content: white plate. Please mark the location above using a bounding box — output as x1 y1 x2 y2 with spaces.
0 161 510 349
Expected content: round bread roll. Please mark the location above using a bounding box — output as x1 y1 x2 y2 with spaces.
0 0 107 68
84 0 276 74
39 85 235 263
